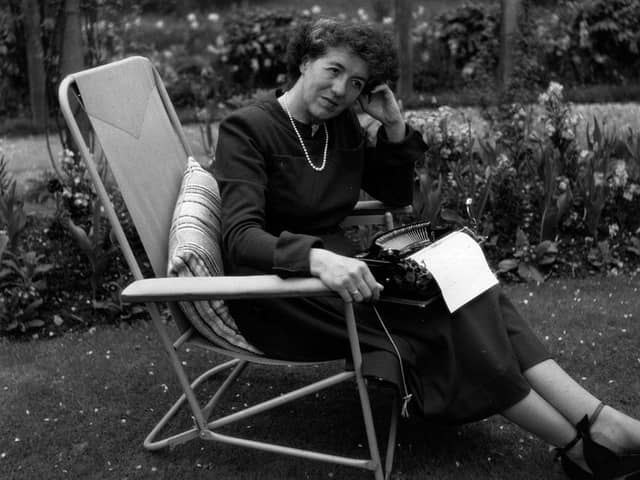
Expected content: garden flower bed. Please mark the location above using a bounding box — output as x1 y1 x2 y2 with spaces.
2 82 640 339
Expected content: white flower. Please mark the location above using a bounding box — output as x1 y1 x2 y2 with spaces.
561 128 575 141
544 121 556 137
548 81 564 97
155 20 164 29
208 12 220 22
382 16 393 24
302 9 310 16
190 21 200 29
497 153 511 169
187 13 197 22
311 5 321 14
558 178 568 192
611 160 628 187
538 92 549 105
593 172 605 186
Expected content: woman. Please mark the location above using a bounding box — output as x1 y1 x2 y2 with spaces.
215 17 640 479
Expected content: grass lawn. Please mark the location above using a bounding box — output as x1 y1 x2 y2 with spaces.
1 276 639 479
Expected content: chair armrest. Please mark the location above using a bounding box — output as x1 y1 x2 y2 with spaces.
121 275 334 303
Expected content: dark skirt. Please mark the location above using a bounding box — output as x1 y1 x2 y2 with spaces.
229 284 551 424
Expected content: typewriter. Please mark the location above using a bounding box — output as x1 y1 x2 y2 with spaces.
358 203 484 306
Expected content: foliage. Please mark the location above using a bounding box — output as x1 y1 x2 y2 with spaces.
0 154 28 253
497 228 558 283
0 152 52 333
408 81 640 282
4 0 640 119
571 0 640 85
412 3 501 94
0 140 146 337
0 3 25 118
0 249 54 334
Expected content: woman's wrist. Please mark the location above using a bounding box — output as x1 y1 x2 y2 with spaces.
383 119 406 143
309 247 328 277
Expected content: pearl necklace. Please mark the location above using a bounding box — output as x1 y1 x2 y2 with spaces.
283 92 328 172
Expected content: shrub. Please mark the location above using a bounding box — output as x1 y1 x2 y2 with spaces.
408 81 640 281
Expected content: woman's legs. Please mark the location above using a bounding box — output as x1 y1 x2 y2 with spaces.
524 359 640 453
501 388 577 446
501 388 592 472
524 359 600 424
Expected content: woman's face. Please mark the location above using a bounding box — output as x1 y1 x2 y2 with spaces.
295 47 369 122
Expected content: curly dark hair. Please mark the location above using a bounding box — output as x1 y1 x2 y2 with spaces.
285 18 398 93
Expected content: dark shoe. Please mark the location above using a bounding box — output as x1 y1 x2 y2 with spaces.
560 454 594 480
556 427 594 479
577 402 640 480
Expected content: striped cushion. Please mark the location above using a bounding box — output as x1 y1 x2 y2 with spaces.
167 157 260 354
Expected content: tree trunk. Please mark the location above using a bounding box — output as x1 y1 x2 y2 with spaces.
59 0 84 79
394 0 413 104
20 0 47 128
498 0 522 93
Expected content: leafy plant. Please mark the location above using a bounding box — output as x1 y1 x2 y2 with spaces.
578 116 620 237
0 155 28 251
539 147 573 241
0 229 7 260
63 198 119 300
587 238 623 271
498 228 558 283
0 250 54 334
413 169 442 225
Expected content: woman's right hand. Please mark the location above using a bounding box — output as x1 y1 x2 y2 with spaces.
309 248 383 303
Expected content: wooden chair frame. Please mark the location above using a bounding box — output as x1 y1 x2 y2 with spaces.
58 56 407 479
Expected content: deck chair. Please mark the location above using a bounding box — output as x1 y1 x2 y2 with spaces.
58 56 410 480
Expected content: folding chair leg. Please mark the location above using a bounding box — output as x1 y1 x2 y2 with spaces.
144 357 242 450
343 302 385 480
385 394 401 480
202 360 248 419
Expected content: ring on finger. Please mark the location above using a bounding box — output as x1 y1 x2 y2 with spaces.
351 289 361 296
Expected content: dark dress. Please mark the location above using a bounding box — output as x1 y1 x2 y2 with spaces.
215 95 551 424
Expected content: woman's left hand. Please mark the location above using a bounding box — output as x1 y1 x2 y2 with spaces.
357 84 405 142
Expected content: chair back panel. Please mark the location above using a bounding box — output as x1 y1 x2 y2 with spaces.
73 57 189 277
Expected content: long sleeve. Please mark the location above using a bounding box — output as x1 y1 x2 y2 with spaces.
215 99 427 279
361 122 427 206
216 109 323 277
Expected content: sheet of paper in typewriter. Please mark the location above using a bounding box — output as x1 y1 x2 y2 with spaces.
408 230 498 313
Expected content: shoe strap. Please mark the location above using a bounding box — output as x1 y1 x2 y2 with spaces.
589 402 605 428
556 430 583 459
